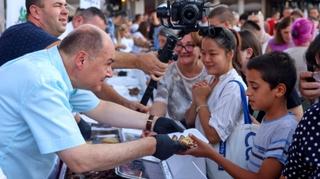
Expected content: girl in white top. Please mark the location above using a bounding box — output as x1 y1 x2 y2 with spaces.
185 26 247 178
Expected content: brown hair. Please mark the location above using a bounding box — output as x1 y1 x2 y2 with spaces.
275 17 292 44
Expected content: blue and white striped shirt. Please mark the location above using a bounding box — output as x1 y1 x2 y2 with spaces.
247 113 297 172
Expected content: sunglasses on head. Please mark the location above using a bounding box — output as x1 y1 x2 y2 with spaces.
199 26 235 44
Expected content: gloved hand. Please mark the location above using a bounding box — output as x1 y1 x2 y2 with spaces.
153 134 188 160
153 117 184 134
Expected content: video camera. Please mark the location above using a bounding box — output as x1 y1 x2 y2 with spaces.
157 0 213 31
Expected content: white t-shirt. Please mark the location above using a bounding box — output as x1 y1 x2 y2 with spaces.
284 46 308 97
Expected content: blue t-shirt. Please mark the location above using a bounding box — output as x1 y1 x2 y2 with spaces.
0 46 99 179
247 113 298 172
0 21 58 65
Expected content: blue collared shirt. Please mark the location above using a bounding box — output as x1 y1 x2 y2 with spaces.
0 46 99 179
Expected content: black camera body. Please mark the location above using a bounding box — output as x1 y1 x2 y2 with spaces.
157 0 208 31
171 0 204 26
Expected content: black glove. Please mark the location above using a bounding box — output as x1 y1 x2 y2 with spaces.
153 134 187 160
153 117 184 134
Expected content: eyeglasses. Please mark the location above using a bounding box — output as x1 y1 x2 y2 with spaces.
175 43 195 52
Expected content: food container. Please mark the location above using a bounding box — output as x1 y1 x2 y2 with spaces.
59 126 122 179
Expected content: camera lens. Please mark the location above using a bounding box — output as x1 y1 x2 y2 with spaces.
181 4 199 25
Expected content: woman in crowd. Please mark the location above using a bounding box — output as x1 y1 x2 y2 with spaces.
285 18 315 97
150 31 207 127
266 16 294 52
238 29 262 79
185 26 246 178
132 21 152 53
283 33 320 178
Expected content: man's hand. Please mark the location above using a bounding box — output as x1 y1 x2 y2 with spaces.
136 52 168 81
125 101 149 113
153 134 187 160
153 117 184 134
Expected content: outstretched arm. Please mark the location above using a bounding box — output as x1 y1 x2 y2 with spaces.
184 135 283 179
113 51 168 80
93 83 148 113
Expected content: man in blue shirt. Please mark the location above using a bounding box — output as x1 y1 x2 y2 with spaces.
0 25 184 179
0 0 167 112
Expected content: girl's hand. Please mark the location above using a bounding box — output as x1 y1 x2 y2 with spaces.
192 78 219 105
181 134 215 158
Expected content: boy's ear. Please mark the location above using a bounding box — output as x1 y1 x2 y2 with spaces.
274 83 287 97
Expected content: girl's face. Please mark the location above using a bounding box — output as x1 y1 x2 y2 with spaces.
175 34 201 66
201 37 233 76
281 25 292 43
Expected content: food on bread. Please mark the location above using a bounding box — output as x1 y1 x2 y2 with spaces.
171 135 195 148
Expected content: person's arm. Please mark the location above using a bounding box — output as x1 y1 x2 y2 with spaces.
84 100 183 134
191 79 221 144
93 83 148 113
85 100 150 129
196 103 221 144
288 105 303 121
58 137 156 173
184 101 197 127
150 101 167 117
184 135 283 179
299 71 320 101
113 51 167 80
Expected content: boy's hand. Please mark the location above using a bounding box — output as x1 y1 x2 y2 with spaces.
181 134 214 158
300 71 320 100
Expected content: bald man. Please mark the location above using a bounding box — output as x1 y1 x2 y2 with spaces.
0 25 184 179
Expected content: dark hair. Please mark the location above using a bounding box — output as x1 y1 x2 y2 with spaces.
239 30 262 59
199 26 241 72
275 17 292 44
239 13 248 21
241 20 261 32
199 26 236 52
138 21 150 38
26 0 43 15
305 33 320 71
59 25 104 58
247 52 297 97
133 14 142 23
208 5 235 26
81 7 106 24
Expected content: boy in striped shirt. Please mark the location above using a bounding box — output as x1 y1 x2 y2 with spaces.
183 52 298 178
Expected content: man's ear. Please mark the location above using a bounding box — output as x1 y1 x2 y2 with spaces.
73 16 84 28
275 83 287 97
74 51 88 70
29 4 41 20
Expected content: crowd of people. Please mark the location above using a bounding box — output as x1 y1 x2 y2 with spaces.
0 0 320 178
